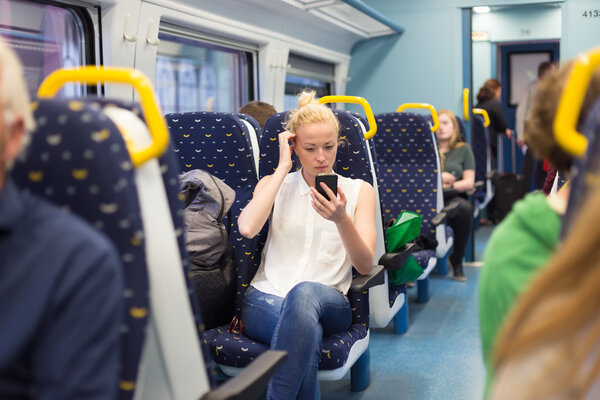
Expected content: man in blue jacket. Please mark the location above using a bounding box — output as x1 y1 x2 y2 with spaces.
0 37 123 399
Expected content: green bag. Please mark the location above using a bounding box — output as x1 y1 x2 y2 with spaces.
389 254 425 286
385 211 422 253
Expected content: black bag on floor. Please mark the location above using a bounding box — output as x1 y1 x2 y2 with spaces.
490 173 526 223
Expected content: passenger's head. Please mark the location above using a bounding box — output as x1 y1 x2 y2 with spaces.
537 61 555 80
524 61 600 174
285 90 340 176
0 37 34 178
238 101 276 129
437 109 464 150
477 79 501 103
494 183 600 399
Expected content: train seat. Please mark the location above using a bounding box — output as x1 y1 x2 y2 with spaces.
14 97 283 400
374 111 453 303
237 113 263 143
13 98 150 400
471 114 494 213
561 100 600 235
169 109 384 391
257 110 381 387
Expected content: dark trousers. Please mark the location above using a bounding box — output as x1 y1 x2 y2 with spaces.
445 196 474 266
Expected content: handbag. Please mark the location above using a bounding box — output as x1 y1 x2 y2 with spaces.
389 254 424 286
385 211 422 253
385 211 425 285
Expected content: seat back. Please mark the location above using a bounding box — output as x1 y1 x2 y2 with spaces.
562 100 600 236
167 112 263 316
13 99 148 400
471 114 494 208
14 98 212 400
374 112 442 239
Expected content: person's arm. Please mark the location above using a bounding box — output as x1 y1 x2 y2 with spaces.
452 145 476 192
452 169 475 192
31 239 123 400
238 131 294 238
310 181 376 275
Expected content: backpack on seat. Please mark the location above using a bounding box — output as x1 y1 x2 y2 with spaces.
180 169 237 330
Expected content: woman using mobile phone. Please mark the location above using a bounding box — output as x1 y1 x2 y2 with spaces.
237 90 376 400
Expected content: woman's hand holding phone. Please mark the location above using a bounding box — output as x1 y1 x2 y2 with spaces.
310 178 347 224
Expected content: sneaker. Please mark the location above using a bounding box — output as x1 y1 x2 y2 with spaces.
449 260 467 282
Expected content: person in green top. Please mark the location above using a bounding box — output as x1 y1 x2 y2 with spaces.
478 59 600 399
436 110 475 281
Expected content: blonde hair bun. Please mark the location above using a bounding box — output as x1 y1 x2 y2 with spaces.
285 89 339 134
297 90 317 108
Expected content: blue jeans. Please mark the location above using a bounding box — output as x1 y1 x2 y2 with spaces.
241 282 352 400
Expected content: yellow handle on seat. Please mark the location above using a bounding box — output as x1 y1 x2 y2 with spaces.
37 67 169 167
553 48 600 156
318 95 377 140
463 88 470 122
396 103 440 132
472 108 490 127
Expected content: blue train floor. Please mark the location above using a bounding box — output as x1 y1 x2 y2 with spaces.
321 222 497 399
321 266 485 399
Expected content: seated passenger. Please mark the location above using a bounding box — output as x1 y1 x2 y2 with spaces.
490 183 600 400
479 61 600 399
436 109 475 281
237 90 376 400
239 100 277 129
0 38 123 398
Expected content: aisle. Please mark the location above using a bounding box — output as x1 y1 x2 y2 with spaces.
321 266 485 400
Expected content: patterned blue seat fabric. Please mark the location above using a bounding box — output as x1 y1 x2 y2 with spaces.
562 100 600 236
106 100 216 384
471 114 493 208
12 98 148 400
373 112 441 291
351 112 408 308
166 111 262 320
237 113 262 142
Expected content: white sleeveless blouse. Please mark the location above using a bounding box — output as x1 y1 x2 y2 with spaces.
251 170 363 297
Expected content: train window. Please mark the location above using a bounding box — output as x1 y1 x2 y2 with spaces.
284 53 334 109
0 0 96 98
156 26 256 114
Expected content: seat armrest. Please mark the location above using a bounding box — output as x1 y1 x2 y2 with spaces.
350 264 385 292
465 181 484 196
377 243 415 271
432 201 459 226
431 211 447 226
200 351 288 400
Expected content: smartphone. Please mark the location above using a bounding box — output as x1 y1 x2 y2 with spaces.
315 173 338 201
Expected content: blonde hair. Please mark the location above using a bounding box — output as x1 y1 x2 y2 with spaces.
494 184 600 399
285 90 339 135
438 109 465 150
0 37 35 159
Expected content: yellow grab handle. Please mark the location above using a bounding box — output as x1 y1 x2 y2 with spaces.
463 88 470 122
318 95 377 140
396 103 439 132
553 49 600 156
472 108 490 127
37 67 169 167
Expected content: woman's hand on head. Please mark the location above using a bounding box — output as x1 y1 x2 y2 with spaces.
277 131 295 173
310 184 348 224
